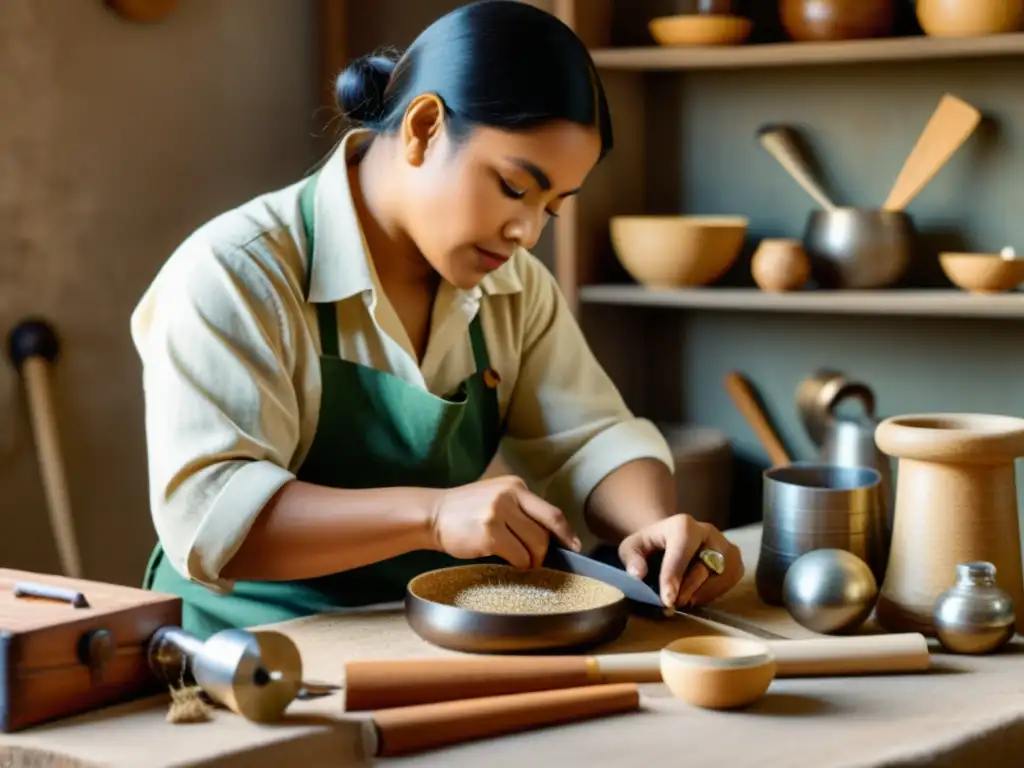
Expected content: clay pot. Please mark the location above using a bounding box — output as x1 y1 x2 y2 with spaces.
751 239 810 292
916 0 1023 37
780 0 895 41
874 413 1024 636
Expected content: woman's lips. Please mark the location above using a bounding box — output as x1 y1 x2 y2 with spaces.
475 246 511 271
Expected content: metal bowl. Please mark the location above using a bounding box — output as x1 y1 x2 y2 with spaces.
405 564 630 654
803 207 915 289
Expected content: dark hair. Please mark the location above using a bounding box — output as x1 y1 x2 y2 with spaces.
334 0 613 158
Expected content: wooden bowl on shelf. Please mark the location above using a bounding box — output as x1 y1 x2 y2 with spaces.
609 215 748 289
779 0 895 42
916 0 1022 37
649 15 753 46
939 252 1024 294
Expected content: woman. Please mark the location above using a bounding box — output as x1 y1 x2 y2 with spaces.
134 0 744 639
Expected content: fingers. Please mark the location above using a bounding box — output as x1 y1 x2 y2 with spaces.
504 507 552 569
512 485 581 552
660 517 709 607
676 564 711 606
689 538 745 605
617 532 655 581
490 523 533 570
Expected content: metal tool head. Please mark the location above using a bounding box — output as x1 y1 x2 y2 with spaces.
193 629 303 723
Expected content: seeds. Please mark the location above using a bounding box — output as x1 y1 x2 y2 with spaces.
411 565 623 615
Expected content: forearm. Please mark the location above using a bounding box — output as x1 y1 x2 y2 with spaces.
220 480 440 581
583 458 676 543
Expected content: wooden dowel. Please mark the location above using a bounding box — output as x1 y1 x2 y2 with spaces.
8 320 82 578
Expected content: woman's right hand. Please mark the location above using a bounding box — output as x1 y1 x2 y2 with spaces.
428 476 581 569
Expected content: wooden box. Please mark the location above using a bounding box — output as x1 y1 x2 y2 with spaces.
0 568 181 732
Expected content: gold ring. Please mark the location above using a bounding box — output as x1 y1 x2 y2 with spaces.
698 548 726 575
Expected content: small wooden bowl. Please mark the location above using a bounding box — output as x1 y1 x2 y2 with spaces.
660 636 776 710
939 252 1024 294
649 15 753 46
610 215 748 289
916 0 1022 37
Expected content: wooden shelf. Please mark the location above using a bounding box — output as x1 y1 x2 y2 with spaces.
579 285 1024 319
590 33 1024 71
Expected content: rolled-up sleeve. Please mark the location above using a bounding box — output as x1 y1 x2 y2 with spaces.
499 256 674 539
131 241 302 592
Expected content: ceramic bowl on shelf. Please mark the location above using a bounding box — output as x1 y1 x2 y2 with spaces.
916 0 1022 37
939 252 1024 294
648 14 753 46
779 0 895 42
660 636 776 710
609 215 748 289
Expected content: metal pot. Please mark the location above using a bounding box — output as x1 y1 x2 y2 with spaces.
803 207 915 289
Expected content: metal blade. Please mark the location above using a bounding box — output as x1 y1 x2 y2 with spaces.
545 548 664 609
545 548 788 641
681 606 788 641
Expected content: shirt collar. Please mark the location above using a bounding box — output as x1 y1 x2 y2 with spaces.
306 129 524 305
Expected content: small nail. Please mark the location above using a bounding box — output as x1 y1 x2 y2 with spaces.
627 565 641 578
571 537 582 552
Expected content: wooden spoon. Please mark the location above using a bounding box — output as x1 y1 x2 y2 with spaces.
724 371 791 467
757 125 837 212
882 94 981 212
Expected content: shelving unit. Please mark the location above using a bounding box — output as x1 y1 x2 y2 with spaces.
590 32 1024 71
549 1 1024 527
579 286 1024 319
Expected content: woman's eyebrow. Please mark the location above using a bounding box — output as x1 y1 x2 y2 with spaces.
506 156 581 198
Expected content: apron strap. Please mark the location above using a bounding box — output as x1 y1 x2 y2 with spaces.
299 174 342 358
468 315 491 374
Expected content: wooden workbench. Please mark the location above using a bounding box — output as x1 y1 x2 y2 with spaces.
2 525 1023 767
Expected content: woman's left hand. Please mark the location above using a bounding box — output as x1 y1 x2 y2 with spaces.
617 514 744 608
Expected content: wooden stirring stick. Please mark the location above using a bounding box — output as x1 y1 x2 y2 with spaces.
724 372 791 467
882 93 981 212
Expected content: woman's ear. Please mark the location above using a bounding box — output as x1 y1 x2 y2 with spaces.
400 94 446 168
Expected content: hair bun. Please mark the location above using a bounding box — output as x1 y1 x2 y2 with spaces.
335 53 398 124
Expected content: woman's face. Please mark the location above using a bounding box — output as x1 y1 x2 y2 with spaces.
399 104 603 290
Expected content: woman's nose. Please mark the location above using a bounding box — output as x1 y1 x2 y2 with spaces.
502 213 543 251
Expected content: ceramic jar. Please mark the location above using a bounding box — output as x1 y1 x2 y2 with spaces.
933 561 1016 654
780 0 895 41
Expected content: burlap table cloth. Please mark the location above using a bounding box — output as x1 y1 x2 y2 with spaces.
3 524 1024 767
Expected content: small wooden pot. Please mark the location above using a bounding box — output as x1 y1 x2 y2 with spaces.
751 238 810 292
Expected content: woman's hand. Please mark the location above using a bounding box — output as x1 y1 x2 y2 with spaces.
429 476 581 569
618 515 744 608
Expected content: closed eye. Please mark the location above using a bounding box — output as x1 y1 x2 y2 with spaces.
498 177 526 200
498 175 560 218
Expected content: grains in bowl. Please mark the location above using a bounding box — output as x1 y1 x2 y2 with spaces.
410 564 624 615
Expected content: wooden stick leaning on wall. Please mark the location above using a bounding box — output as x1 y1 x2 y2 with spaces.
7 319 82 578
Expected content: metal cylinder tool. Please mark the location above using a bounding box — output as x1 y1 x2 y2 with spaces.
147 627 311 722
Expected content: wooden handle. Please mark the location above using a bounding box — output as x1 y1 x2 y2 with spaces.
9 321 81 579
346 631 931 713
596 632 930 679
370 683 640 757
724 372 791 467
344 656 596 711
758 127 836 212
765 633 931 677
882 93 981 212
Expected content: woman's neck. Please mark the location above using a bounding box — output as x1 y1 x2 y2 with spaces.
350 137 439 292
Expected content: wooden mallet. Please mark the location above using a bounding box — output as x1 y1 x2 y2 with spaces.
7 319 82 578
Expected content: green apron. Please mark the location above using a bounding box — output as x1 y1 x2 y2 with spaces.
143 173 503 639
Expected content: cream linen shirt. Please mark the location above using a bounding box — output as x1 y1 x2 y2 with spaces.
131 130 674 592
